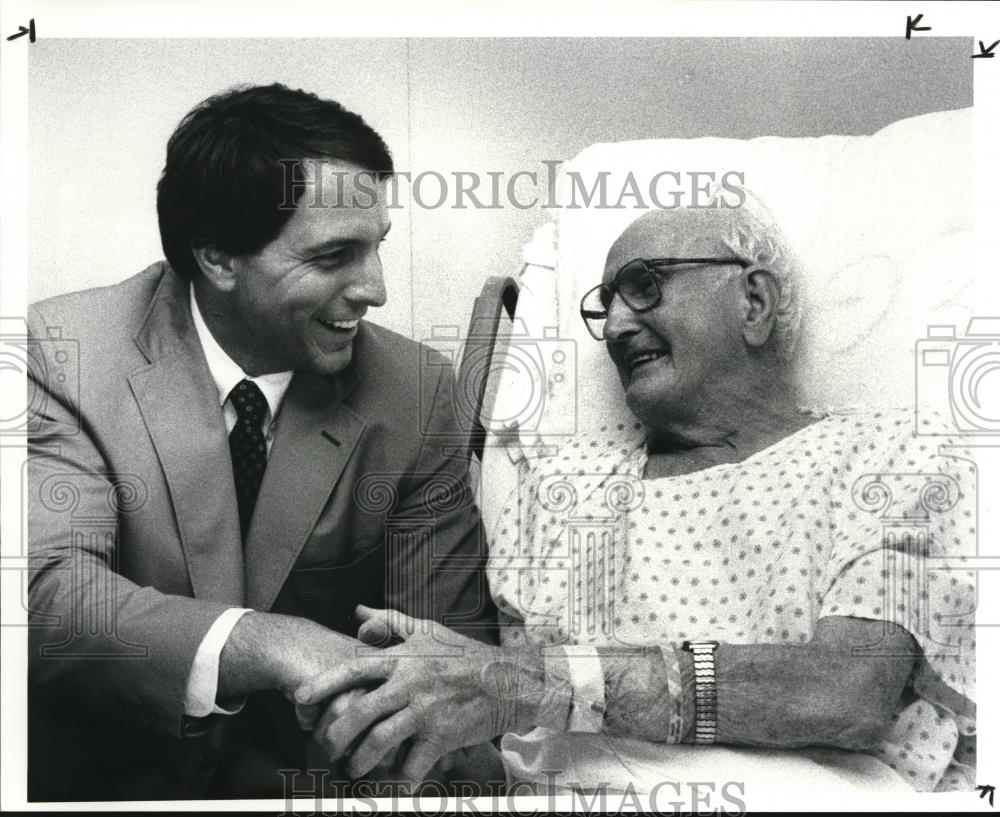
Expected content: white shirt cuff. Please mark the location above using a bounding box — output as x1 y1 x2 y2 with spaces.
183 607 252 718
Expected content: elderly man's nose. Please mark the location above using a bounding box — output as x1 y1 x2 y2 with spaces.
603 294 640 341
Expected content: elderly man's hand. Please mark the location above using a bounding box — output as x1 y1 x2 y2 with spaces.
295 605 528 787
292 609 398 733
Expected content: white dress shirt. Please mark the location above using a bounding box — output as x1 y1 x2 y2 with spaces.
183 285 294 717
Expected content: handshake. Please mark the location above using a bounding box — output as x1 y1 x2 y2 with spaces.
234 605 521 790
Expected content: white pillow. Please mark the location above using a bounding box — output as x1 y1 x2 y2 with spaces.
496 107 973 449
479 108 974 534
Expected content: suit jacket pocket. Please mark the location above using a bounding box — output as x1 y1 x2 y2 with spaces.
286 543 385 635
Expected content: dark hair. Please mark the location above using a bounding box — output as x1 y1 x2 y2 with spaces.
156 83 394 281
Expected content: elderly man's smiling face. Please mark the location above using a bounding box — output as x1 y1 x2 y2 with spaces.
602 207 751 426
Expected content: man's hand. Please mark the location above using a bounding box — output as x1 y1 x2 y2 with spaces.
299 610 470 785
294 605 403 733
217 611 361 708
295 605 539 786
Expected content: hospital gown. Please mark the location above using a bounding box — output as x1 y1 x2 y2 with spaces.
487 407 976 793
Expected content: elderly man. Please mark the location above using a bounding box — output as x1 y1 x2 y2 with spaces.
299 198 976 795
27 83 496 801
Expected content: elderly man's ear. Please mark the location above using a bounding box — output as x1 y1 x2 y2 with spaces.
740 267 781 350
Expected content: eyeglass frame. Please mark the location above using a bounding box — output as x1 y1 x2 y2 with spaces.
579 256 752 341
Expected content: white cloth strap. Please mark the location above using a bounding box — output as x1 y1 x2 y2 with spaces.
562 645 605 733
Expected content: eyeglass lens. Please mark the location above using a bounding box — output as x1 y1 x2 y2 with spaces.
582 261 658 338
594 261 659 313
615 261 660 310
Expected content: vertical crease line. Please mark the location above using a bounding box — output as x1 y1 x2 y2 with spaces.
406 36 415 341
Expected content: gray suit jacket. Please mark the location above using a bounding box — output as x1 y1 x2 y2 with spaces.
27 263 496 800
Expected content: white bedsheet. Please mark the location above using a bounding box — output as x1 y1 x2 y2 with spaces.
502 729 912 795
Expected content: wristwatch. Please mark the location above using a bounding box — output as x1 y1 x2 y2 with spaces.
681 640 719 744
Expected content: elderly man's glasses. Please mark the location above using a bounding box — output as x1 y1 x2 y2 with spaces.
579 257 751 340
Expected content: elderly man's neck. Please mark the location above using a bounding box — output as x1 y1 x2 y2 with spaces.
644 377 809 464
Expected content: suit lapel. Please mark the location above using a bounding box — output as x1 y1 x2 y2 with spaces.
128 270 245 605
243 371 365 611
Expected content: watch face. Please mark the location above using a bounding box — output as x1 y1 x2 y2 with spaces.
683 640 720 651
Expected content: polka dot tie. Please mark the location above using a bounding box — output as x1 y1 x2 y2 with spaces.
228 379 268 542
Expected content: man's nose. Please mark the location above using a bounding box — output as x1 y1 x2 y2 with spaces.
348 253 387 307
602 292 640 342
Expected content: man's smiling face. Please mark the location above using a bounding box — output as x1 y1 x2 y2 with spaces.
225 160 390 376
602 208 748 424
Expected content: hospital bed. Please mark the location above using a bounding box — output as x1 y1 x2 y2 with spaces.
445 107 978 794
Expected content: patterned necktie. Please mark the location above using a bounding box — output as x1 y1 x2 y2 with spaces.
228 379 268 541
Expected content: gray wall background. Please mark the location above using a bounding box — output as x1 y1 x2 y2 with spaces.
28 37 972 344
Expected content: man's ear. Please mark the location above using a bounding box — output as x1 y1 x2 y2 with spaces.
740 267 780 350
191 245 238 294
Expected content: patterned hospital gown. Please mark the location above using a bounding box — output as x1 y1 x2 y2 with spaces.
487 407 976 792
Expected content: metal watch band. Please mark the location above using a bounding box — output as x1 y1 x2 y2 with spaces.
682 640 719 744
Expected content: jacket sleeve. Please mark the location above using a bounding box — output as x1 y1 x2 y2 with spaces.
26 305 233 738
381 349 499 645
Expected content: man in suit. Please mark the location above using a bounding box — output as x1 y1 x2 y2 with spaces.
27 83 496 801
